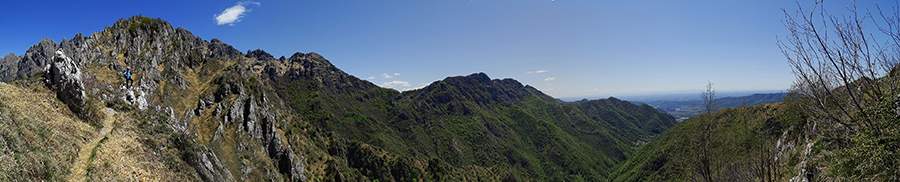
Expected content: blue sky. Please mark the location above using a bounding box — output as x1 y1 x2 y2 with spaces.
1 0 893 99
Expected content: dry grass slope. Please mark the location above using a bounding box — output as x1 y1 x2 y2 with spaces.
85 108 194 181
68 108 116 182
0 81 198 181
0 83 93 181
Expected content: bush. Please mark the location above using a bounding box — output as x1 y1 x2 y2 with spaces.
81 97 106 126
128 16 159 32
106 98 135 112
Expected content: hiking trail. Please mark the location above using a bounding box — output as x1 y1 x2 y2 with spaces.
68 107 116 182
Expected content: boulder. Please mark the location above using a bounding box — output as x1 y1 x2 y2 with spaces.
119 87 148 110
45 50 87 114
195 98 207 116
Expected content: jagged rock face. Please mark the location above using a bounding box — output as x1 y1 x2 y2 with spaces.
195 78 308 181
45 50 87 113
254 51 378 96
246 49 275 61
0 38 58 82
207 39 243 59
0 53 22 81
188 145 236 182
0 15 342 181
0 15 248 95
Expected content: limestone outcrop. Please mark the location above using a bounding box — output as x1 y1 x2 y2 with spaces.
45 50 87 114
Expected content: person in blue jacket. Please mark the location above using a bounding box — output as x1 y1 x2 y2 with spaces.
124 67 133 88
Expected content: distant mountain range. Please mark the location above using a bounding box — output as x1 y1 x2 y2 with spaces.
628 93 787 119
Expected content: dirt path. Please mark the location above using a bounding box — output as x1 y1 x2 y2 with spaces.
68 108 116 182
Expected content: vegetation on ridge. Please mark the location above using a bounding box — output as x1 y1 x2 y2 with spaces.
273 70 677 181
611 1 900 181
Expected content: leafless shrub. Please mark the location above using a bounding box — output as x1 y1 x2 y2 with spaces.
779 0 900 179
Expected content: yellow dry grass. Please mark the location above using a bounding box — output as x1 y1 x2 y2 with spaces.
173 60 237 124
83 108 193 181
68 108 115 182
0 81 195 181
0 83 93 181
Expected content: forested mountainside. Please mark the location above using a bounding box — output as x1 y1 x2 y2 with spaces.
609 102 804 181
607 1 900 180
609 65 900 181
0 16 676 181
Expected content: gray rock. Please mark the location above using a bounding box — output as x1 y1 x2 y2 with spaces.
169 71 187 89
0 53 21 81
120 87 135 105
45 50 87 114
244 97 261 139
179 109 194 133
214 102 225 118
118 86 148 110
227 94 245 123
134 90 149 110
108 60 124 72
0 38 58 82
215 83 231 102
213 121 225 141
262 112 279 156
188 145 236 182
195 98 207 116
164 106 177 124
205 95 215 108
207 39 242 59
246 49 275 61
278 147 307 182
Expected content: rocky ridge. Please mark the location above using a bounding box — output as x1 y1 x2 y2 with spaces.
1 16 310 181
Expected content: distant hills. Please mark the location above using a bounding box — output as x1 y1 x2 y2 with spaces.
631 93 787 119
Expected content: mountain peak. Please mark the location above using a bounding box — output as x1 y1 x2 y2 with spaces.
246 49 274 61
466 72 491 83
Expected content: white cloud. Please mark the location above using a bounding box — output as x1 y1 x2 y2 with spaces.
544 77 556 81
382 80 411 87
394 73 400 76
527 70 548 74
215 1 260 26
381 73 393 79
367 76 375 80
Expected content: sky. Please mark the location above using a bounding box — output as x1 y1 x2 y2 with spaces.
1 0 895 99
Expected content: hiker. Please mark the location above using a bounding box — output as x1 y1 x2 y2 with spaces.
124 67 133 88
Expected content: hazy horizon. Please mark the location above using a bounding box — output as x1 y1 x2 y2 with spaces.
557 89 787 102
